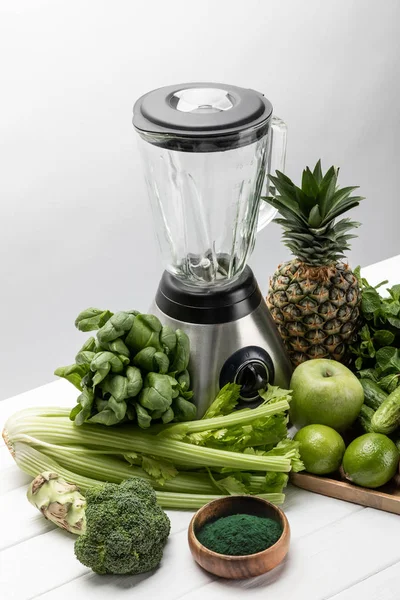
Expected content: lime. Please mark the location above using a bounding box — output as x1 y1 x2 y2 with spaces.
294 424 345 475
342 433 399 488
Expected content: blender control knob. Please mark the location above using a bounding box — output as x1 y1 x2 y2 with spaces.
235 361 269 399
219 346 275 406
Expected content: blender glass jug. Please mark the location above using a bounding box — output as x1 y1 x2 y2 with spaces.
133 83 287 287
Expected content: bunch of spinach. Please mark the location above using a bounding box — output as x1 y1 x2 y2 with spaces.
350 268 400 392
55 308 196 428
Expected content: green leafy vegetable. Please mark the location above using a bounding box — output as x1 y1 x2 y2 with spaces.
202 383 241 419
4 382 303 509
125 314 163 352
55 308 195 428
54 364 89 391
170 330 190 372
74 478 171 575
350 271 400 393
74 308 113 332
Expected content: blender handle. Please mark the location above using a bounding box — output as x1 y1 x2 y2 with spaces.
257 116 288 232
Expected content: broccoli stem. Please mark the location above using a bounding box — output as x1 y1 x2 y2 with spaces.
27 471 87 534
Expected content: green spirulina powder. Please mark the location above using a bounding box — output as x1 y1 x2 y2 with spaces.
196 513 283 556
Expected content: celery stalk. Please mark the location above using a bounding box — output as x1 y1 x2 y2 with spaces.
12 442 285 508
8 413 292 472
151 399 290 435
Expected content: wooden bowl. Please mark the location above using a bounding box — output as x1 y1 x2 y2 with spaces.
188 495 290 579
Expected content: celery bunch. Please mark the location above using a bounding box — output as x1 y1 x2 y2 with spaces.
3 385 303 508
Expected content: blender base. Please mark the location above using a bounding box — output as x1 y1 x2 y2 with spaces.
151 267 292 417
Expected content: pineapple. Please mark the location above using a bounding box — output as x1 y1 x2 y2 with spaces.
265 160 364 367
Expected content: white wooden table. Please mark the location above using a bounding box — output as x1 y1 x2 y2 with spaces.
1 255 400 600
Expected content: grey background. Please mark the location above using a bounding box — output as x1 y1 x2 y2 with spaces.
1 0 399 400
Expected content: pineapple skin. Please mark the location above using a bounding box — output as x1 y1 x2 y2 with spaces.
267 260 361 367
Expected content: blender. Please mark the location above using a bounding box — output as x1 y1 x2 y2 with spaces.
133 82 292 415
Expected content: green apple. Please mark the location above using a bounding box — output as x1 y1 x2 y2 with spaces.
290 359 364 432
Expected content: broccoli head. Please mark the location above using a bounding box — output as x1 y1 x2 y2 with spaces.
74 478 170 575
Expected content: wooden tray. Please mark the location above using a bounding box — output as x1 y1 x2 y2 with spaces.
290 470 400 515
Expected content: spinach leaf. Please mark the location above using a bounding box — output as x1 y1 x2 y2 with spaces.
135 403 152 428
133 348 169 374
54 363 89 390
75 308 113 331
125 314 163 352
107 396 127 421
75 350 96 365
72 387 95 425
96 396 108 412
154 352 170 374
89 408 121 426
91 351 126 373
90 351 126 386
101 374 128 402
97 311 136 344
100 338 130 358
162 407 175 424
160 326 177 354
126 366 143 397
172 396 197 421
134 347 157 371
177 370 190 391
80 337 97 352
139 373 173 412
170 330 190 372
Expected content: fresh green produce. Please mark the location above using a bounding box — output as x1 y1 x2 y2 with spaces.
357 404 375 434
392 432 400 453
55 308 195 428
294 424 345 475
3 385 304 508
263 160 363 366
28 472 170 575
371 386 400 435
74 478 170 575
350 274 400 392
359 379 388 411
289 359 364 431
27 471 86 534
342 433 399 488
196 514 282 556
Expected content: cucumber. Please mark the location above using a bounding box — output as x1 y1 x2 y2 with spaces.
371 386 400 435
360 379 388 411
357 404 375 433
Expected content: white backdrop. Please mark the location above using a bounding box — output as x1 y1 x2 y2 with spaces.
1 0 399 400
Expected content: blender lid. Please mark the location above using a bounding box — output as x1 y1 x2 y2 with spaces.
133 82 273 150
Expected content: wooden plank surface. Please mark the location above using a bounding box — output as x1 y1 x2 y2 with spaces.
291 472 400 515
178 508 400 600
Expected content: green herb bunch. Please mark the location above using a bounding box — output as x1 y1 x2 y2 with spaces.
55 308 195 428
351 269 400 392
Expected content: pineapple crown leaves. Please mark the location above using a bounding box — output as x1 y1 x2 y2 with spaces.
263 160 365 266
